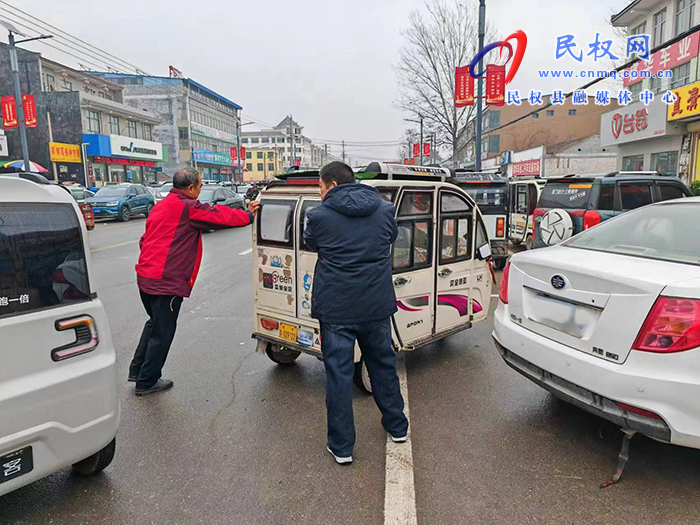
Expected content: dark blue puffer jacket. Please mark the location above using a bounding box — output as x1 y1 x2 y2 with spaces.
304 183 398 324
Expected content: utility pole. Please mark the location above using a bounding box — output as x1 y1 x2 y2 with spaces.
236 120 241 183
475 0 486 172
341 140 346 163
4 27 53 171
288 115 296 168
419 114 424 166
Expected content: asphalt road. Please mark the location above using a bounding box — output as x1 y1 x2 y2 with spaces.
2 218 700 524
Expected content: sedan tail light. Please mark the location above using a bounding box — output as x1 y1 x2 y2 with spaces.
499 262 511 304
632 297 700 353
496 217 505 238
532 208 545 241
583 210 602 230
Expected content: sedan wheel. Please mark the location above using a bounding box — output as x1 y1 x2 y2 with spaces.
119 206 130 222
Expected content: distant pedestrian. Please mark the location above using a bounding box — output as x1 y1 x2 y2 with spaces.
304 161 408 464
129 167 260 396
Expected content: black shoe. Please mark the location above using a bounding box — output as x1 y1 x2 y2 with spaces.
128 375 137 382
135 378 174 396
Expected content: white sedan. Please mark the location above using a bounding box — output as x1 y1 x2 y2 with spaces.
493 197 700 449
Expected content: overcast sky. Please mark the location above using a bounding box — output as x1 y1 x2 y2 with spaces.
13 0 629 163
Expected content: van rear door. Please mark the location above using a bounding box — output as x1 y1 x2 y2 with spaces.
297 198 321 322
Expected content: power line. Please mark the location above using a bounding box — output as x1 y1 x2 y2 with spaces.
0 0 150 75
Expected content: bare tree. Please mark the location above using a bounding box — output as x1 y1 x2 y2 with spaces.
397 128 420 160
395 0 502 161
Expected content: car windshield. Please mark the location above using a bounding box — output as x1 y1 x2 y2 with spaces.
538 182 593 209
94 186 127 198
564 202 700 266
198 188 217 202
462 186 507 207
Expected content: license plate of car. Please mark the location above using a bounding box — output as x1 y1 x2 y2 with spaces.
93 208 102 213
279 323 297 343
0 446 33 485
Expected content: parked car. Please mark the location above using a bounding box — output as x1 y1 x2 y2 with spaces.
494 197 700 449
454 171 509 269
198 186 245 210
86 183 155 222
0 175 119 497
145 186 160 201
218 181 233 188
157 182 173 201
58 184 96 230
533 172 692 248
63 184 95 204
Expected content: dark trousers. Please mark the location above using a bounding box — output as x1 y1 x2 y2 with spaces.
129 290 183 389
320 318 408 457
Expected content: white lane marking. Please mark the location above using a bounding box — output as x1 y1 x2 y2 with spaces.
384 354 417 525
238 247 253 255
90 239 140 253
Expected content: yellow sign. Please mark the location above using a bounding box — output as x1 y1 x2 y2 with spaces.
49 142 81 163
667 81 700 121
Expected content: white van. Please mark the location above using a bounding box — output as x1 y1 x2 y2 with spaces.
0 176 119 497
508 177 546 249
251 163 493 392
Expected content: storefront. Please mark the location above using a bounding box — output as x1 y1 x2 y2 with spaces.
667 79 700 183
83 134 165 187
49 142 84 184
600 98 687 179
192 149 235 181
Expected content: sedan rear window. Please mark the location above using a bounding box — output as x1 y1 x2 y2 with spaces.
0 203 91 318
538 183 592 209
565 202 700 266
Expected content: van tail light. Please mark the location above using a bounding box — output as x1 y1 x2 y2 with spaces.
496 217 505 238
614 401 663 420
583 210 602 230
52 315 98 361
499 262 511 304
260 318 279 331
532 208 545 240
632 297 700 353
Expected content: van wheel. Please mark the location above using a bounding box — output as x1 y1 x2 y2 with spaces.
265 344 301 365
493 257 507 270
525 235 533 250
72 438 116 475
119 206 130 222
353 360 372 394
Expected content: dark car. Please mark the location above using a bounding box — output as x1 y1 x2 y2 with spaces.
86 183 155 222
533 172 692 248
198 186 245 210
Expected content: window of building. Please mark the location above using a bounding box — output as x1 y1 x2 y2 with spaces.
488 135 500 154
246 152 252 159
622 154 644 171
546 110 555 117
489 110 501 128
296 147 301 153
62 80 72 91
262 137 269 143
532 112 539 119
650 75 664 94
257 163 264 171
246 163 252 171
676 0 695 36
651 150 679 176
126 120 137 138
256 152 263 159
278 137 285 143
568 109 577 116
268 163 275 171
142 124 153 141
631 21 647 35
629 81 644 98
251 138 259 143
241 138 248 144
98 92 105 98
87 110 101 133
671 62 691 89
45 74 55 90
653 8 667 47
178 127 189 140
109 115 120 135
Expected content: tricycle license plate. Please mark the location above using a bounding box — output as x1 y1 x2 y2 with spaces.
279 323 297 343
0 446 33 485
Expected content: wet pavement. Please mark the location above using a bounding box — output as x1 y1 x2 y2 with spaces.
2 221 700 524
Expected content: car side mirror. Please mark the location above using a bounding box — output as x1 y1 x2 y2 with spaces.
477 243 491 261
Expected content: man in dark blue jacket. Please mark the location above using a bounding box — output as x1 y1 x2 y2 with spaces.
304 161 409 464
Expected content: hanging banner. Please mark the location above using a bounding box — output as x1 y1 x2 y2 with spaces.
412 143 420 157
455 66 474 107
1 96 18 129
230 146 238 161
423 142 431 157
240 147 246 160
486 65 506 106
22 95 37 128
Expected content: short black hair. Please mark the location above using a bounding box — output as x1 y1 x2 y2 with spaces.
320 161 355 186
173 167 201 189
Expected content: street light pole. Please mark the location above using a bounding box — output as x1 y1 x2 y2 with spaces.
419 114 424 166
475 0 486 172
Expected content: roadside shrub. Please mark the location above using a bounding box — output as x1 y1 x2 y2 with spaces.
690 181 700 196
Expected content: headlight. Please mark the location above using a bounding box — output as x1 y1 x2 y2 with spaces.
105 201 120 207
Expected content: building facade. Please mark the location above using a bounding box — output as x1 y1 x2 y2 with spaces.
243 146 285 182
89 73 242 182
611 0 700 183
0 45 164 186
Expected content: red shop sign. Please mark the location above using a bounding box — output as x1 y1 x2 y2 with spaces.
1 95 17 129
93 156 156 167
624 30 700 87
512 158 541 176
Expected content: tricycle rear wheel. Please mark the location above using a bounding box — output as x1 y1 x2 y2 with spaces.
265 344 301 365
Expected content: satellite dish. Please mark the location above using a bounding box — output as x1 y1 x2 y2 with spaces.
0 20 27 37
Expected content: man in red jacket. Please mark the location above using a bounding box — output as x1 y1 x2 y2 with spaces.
129 167 259 396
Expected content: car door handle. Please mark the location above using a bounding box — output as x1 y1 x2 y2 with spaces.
438 268 453 278
393 276 411 287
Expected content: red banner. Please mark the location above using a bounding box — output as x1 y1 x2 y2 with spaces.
455 66 474 107
403 158 409 165
412 143 420 157
240 147 246 160
230 146 238 161
423 142 431 157
1 95 17 129
22 95 37 127
512 158 541 176
486 65 506 106
624 30 700 87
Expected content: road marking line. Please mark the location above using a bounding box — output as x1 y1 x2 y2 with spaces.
238 247 253 255
90 239 139 253
384 354 417 525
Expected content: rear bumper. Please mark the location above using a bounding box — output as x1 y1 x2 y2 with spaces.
492 302 700 449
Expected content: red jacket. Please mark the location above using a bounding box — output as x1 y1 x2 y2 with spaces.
136 188 252 297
